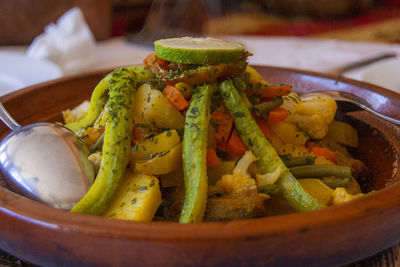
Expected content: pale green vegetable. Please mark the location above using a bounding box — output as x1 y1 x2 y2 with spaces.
180 84 215 223
327 120 359 147
219 79 323 212
72 67 144 215
66 66 153 133
133 83 185 130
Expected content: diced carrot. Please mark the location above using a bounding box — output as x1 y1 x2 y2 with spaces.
163 85 189 111
267 108 288 123
246 85 292 99
260 97 273 103
207 148 222 167
254 117 271 139
305 141 320 151
311 147 337 163
132 124 150 141
264 85 292 98
225 130 247 157
156 56 169 68
143 52 156 66
211 105 234 149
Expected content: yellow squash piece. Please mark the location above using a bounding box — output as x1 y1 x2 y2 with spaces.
131 130 180 163
327 120 359 148
269 121 309 146
298 178 334 206
245 66 269 86
134 143 182 175
133 83 185 130
103 170 162 221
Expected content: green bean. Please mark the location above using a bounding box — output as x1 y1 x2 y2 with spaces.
280 154 315 168
219 79 323 211
252 96 283 117
320 177 351 189
71 67 149 215
180 83 215 223
259 184 281 196
289 165 352 179
261 166 352 193
66 66 154 133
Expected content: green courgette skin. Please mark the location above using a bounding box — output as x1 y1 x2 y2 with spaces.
180 84 215 223
66 66 154 133
71 67 153 215
290 165 352 179
219 79 323 212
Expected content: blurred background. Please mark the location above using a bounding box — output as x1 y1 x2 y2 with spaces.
1 0 400 265
1 0 400 45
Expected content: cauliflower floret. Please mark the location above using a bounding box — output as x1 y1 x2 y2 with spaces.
281 92 301 115
88 152 102 174
205 151 269 221
62 100 90 124
332 187 364 205
291 96 337 139
216 151 258 197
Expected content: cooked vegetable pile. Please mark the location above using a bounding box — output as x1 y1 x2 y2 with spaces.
62 37 368 223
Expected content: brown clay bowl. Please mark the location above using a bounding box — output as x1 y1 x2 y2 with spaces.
0 66 400 267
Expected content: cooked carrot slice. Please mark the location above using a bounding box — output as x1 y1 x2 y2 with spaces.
156 56 169 68
305 141 320 151
267 107 288 123
143 52 156 66
247 85 292 99
254 117 271 139
206 148 222 167
211 105 234 149
163 85 189 111
225 129 247 157
311 147 337 163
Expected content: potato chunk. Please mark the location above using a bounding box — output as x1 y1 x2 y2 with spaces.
133 84 184 130
103 170 161 221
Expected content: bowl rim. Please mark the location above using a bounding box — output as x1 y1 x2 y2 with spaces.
1 65 400 243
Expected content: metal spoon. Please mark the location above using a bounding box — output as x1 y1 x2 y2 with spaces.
0 103 94 210
300 90 400 125
329 52 397 76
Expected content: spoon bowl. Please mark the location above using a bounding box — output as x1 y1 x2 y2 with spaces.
0 103 94 210
300 90 400 125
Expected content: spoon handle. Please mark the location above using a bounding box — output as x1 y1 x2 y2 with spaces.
330 53 397 76
0 103 20 131
359 104 400 126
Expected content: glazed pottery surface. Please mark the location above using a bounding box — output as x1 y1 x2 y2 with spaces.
0 66 399 266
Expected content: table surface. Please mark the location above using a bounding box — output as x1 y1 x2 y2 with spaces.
1 36 400 266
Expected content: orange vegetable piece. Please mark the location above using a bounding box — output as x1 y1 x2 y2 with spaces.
225 130 247 157
207 148 222 167
254 117 271 139
143 52 156 66
246 85 292 99
305 141 320 151
311 147 337 163
156 56 169 68
163 85 189 111
132 124 150 142
267 108 289 124
211 105 234 149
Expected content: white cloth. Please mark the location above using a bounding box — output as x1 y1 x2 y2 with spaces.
226 36 400 92
26 7 96 75
226 36 400 77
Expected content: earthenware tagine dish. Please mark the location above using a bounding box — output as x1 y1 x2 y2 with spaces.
0 66 399 266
